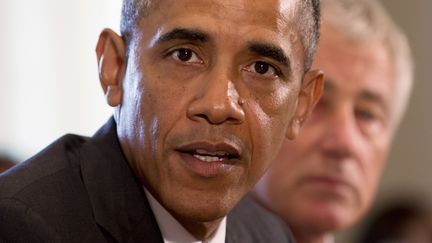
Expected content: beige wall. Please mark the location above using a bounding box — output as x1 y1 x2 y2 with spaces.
379 0 432 205
0 1 121 160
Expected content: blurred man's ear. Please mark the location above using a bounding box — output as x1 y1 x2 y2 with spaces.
96 29 126 107
286 69 324 140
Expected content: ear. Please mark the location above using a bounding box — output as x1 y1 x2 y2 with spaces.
286 69 324 140
96 28 126 107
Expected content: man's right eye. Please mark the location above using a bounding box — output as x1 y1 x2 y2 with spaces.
170 48 203 64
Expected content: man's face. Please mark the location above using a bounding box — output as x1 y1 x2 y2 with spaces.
256 24 395 233
109 0 320 226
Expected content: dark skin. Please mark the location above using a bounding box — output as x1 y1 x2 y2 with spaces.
96 0 323 240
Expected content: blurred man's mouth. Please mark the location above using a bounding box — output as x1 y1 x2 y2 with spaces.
301 174 354 195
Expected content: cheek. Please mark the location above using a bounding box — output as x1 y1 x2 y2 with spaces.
129 68 188 154
264 162 304 216
263 86 299 138
144 82 189 148
356 141 389 208
245 87 299 182
365 153 387 192
269 142 307 191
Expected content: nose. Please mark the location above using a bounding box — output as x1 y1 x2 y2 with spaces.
320 108 360 160
187 68 245 125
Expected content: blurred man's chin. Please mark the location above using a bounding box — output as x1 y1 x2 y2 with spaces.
287 200 359 232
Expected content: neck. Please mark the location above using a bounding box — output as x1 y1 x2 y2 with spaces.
175 216 222 240
143 187 223 241
292 228 333 243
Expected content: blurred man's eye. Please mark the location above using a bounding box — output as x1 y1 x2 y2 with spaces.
355 106 387 137
355 109 377 121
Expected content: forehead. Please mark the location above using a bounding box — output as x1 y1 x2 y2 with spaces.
139 0 301 44
150 0 299 22
313 25 394 103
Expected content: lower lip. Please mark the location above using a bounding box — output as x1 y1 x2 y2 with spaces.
179 153 234 178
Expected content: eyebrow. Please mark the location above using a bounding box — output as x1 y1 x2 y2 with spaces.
156 28 210 44
247 42 290 67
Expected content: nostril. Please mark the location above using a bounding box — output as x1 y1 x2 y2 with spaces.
194 114 208 121
186 79 245 125
188 106 244 125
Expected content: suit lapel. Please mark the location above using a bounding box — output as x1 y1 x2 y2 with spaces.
80 118 163 243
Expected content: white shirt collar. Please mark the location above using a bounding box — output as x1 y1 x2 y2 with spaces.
144 188 227 243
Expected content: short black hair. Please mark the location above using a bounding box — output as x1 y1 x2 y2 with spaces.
120 0 320 72
304 0 321 72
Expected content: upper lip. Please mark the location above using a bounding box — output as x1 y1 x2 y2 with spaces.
176 141 242 161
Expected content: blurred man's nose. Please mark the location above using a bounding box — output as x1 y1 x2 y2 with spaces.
187 67 245 125
320 107 360 160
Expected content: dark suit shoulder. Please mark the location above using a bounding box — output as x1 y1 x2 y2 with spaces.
227 196 295 243
0 134 88 197
0 134 105 242
0 198 60 243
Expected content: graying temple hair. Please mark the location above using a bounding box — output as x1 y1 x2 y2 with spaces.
297 0 321 72
120 0 321 73
120 0 154 43
321 0 414 127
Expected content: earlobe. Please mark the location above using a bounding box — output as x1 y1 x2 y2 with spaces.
96 28 127 107
286 118 301 140
286 69 324 140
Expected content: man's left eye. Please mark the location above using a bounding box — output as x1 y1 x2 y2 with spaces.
244 61 279 77
170 48 202 64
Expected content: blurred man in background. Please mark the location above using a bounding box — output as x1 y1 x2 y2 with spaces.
252 0 414 242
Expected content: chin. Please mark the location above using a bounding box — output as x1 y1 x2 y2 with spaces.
167 190 239 223
317 207 360 232
287 201 359 234
184 207 228 223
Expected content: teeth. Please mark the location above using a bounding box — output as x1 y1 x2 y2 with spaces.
196 149 229 157
194 154 224 162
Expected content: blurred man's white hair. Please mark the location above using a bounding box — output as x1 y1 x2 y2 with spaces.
321 0 414 129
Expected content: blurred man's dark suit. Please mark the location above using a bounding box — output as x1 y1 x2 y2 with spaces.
0 118 293 243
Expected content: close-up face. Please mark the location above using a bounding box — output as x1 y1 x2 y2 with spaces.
256 24 395 234
100 0 322 227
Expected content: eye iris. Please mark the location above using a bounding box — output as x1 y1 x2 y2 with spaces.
254 61 269 74
177 48 192 61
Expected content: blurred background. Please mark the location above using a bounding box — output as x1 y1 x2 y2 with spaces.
0 0 430 242
0 0 120 161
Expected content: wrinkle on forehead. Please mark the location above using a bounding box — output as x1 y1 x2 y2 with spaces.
177 0 298 30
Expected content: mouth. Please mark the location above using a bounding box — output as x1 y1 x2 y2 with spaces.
176 142 242 177
188 148 239 162
302 175 353 193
